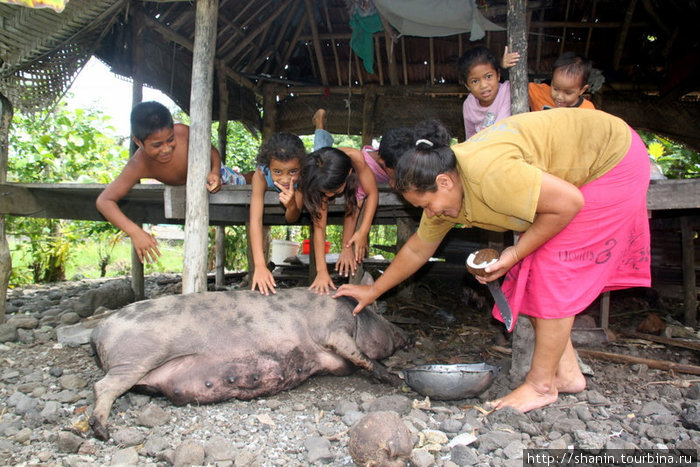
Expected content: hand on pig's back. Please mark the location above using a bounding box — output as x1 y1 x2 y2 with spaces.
334 284 373 315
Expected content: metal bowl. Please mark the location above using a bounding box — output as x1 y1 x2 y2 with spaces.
403 363 500 400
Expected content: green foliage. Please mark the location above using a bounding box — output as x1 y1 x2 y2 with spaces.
8 102 128 284
637 130 700 179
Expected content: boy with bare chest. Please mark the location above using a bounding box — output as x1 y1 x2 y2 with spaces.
96 101 222 264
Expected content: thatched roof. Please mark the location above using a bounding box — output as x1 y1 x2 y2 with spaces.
1 0 699 146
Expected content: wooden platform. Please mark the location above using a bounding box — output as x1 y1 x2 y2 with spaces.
0 178 697 325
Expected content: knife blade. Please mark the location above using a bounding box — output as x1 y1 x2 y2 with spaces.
487 280 514 332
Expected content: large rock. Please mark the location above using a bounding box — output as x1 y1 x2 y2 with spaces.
71 280 134 318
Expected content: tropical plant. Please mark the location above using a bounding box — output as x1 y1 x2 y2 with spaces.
638 130 700 179
8 101 128 284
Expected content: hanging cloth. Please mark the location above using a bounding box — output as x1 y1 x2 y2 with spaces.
0 0 67 12
372 0 503 39
349 12 384 74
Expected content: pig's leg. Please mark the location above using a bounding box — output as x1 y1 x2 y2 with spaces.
325 332 403 387
90 365 153 441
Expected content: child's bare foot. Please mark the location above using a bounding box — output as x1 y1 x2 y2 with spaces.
488 380 559 413
312 108 327 130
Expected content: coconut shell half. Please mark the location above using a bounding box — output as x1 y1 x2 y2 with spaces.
465 248 500 276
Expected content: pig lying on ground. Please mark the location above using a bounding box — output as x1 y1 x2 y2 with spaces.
89 287 410 440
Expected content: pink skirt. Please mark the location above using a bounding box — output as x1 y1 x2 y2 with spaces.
495 128 651 326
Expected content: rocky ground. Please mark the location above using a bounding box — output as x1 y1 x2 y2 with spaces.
0 271 699 466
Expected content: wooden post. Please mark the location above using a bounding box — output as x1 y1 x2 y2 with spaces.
130 10 145 301
361 85 377 146
507 0 529 116
215 68 229 289
506 0 531 381
681 216 697 327
0 94 13 325
182 0 218 294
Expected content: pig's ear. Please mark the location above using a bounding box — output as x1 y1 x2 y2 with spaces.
359 272 375 287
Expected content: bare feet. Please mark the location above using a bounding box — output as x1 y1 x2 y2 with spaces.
312 108 327 130
556 367 587 394
488 380 559 413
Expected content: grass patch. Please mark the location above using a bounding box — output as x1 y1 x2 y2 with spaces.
10 237 184 284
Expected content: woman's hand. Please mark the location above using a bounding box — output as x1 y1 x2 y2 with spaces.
474 246 520 284
251 267 276 295
333 284 375 315
308 270 336 295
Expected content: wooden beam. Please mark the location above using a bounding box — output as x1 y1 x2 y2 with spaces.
585 0 597 57
429 37 435 85
304 0 329 86
183 0 218 295
613 0 638 70
221 0 289 65
320 0 343 86
141 14 256 91
280 5 309 78
374 35 384 86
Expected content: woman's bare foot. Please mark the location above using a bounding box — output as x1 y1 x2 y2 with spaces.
556 367 587 394
488 380 559 413
312 108 327 130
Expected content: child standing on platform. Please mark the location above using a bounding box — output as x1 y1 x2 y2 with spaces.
458 46 520 140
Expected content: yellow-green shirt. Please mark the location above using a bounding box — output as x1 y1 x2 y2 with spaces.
418 108 632 242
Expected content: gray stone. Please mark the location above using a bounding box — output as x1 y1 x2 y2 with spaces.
55 323 92 347
573 430 607 450
584 390 611 405
234 448 256 466
143 435 170 456
645 424 680 441
59 374 87 390
476 431 521 453
59 312 81 325
56 430 84 453
111 427 145 447
367 394 413 415
111 447 139 466
503 440 526 459
6 315 39 329
304 436 333 463
12 393 39 415
334 399 359 415
450 444 479 466
71 279 134 317
16 328 34 344
640 400 671 416
40 400 62 423
204 435 236 461
138 403 170 428
342 410 364 427
173 440 205 467
410 448 435 467
0 323 17 343
440 418 464 433
551 417 587 433
487 406 529 427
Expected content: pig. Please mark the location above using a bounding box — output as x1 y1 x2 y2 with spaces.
89 287 409 440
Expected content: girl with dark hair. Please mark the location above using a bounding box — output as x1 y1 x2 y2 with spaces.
300 146 378 295
335 109 651 414
457 46 519 139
